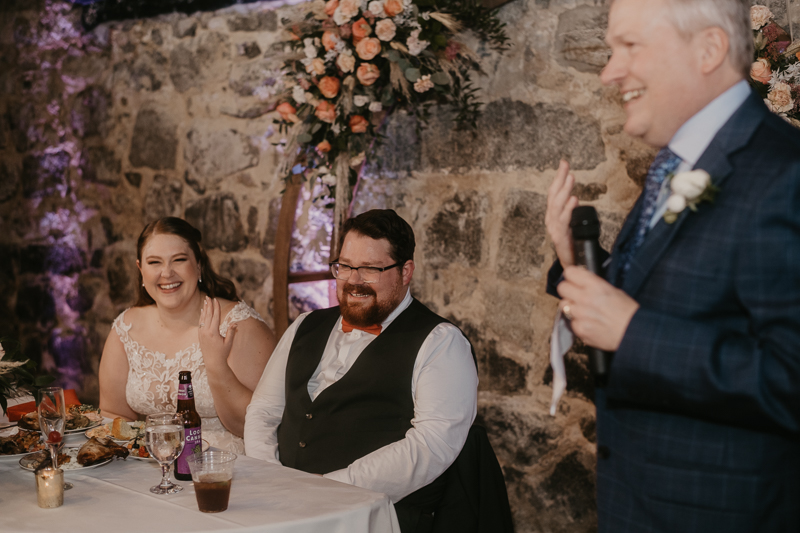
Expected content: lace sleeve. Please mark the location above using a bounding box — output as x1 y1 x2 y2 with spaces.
219 302 267 337
112 309 132 341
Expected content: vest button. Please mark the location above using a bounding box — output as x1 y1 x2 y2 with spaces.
299 441 306 448
305 413 313 419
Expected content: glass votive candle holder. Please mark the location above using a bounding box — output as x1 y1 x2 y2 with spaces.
36 466 64 508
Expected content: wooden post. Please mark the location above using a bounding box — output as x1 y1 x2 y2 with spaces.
272 177 303 338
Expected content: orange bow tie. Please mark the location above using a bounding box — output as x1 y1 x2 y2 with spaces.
341 319 382 336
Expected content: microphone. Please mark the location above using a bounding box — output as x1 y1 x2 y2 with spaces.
569 206 612 385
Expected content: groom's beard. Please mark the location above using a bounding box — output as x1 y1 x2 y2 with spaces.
339 281 398 327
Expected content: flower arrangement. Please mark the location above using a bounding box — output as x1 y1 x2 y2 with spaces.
0 341 54 415
749 5 800 128
273 0 508 208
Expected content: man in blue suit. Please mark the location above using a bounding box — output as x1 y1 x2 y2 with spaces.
546 0 800 531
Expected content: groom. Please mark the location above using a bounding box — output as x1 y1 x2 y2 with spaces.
546 0 800 531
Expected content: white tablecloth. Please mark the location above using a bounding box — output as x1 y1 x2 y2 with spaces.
0 399 400 533
0 451 400 533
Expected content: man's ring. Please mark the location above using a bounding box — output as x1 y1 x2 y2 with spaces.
563 305 574 321
198 323 205 328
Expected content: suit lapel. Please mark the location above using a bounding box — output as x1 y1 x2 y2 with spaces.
618 90 766 297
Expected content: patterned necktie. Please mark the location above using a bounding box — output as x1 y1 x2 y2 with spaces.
617 147 682 283
341 318 382 336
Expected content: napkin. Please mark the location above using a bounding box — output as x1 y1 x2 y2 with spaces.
549 309 574 416
6 389 81 421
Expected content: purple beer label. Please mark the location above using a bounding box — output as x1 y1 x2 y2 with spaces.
175 383 201 476
176 426 202 475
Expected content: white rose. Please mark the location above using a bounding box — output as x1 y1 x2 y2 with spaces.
320 173 337 186
369 101 383 112
666 194 687 214
670 170 710 200
303 38 318 59
292 85 307 104
751 5 773 30
368 0 385 16
336 51 356 73
354 95 370 107
375 19 396 41
768 81 794 113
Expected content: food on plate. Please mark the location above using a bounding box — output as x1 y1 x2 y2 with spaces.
77 436 129 466
112 418 137 439
18 405 101 432
71 404 103 423
126 434 151 458
86 418 144 441
23 450 71 470
0 428 46 456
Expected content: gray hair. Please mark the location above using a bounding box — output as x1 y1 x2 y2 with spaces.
614 0 753 76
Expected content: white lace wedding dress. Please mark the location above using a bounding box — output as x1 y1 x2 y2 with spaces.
112 301 267 454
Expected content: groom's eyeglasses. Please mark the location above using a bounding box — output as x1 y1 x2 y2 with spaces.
329 262 401 284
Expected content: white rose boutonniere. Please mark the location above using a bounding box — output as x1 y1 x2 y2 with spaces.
663 169 719 224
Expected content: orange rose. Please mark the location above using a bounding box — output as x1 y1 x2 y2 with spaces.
356 38 381 61
318 76 341 99
750 58 772 84
322 31 340 52
356 63 380 86
349 115 369 133
351 18 372 43
316 140 332 154
315 100 337 123
383 0 404 17
276 102 299 123
324 0 339 17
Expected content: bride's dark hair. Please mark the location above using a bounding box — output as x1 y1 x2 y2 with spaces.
134 217 238 307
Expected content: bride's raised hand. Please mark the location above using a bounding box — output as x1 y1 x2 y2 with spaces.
197 297 238 371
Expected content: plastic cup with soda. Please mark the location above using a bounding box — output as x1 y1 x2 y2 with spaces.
186 451 237 513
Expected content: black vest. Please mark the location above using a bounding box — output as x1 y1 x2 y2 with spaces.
277 298 448 474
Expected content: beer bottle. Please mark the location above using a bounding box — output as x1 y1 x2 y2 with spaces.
174 371 202 481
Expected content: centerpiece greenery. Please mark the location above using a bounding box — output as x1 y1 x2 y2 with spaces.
0 341 54 415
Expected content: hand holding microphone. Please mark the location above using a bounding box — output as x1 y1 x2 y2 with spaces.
568 206 612 384
545 161 639 368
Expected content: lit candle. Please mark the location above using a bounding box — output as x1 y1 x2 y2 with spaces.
36 467 64 508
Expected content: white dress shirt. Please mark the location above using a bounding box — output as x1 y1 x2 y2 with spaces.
244 290 479 503
649 80 752 227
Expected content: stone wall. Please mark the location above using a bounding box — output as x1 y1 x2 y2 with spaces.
0 0 792 531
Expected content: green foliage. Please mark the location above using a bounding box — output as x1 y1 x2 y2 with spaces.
442 0 510 51
0 340 54 416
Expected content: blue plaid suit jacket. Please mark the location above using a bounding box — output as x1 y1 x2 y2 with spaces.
549 91 800 532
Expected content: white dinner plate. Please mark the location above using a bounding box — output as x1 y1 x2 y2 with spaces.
19 448 113 473
0 427 47 460
64 420 103 435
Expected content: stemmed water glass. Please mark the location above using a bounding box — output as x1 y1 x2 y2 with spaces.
144 413 185 494
37 386 73 490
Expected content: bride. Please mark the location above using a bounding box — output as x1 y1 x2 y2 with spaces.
99 217 276 453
